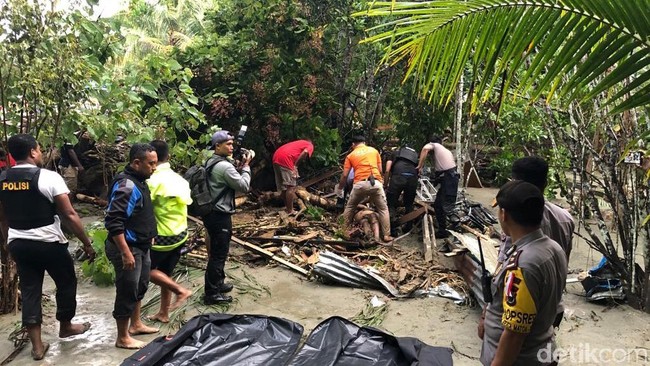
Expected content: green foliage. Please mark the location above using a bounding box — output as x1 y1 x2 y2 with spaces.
0 0 113 145
304 205 325 221
359 0 650 114
81 228 115 287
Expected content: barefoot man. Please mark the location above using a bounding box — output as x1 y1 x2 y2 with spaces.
105 143 159 349
0 134 96 360
146 140 192 323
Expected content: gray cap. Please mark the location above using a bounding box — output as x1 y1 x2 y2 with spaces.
210 130 234 148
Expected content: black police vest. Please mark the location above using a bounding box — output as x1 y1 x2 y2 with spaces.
395 147 418 165
0 167 56 229
391 147 419 176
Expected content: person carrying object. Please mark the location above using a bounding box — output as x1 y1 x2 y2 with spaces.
337 135 392 243
272 140 314 214
416 135 459 238
384 146 419 237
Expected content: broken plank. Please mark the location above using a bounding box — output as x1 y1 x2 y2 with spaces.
299 168 341 188
398 206 427 224
231 236 309 276
422 213 433 262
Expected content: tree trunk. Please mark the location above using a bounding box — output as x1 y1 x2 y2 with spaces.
0 231 18 314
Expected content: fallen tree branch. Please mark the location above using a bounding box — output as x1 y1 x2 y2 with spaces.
231 236 309 276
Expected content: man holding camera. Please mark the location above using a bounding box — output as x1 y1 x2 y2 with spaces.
202 130 252 305
272 140 314 214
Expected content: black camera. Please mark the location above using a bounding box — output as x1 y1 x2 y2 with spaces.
232 125 254 166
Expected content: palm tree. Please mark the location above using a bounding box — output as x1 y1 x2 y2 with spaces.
358 0 650 311
358 0 650 114
112 0 217 69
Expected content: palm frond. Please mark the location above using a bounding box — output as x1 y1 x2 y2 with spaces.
357 0 650 113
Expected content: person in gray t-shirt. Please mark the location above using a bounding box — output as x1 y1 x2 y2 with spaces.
497 156 574 327
481 180 567 366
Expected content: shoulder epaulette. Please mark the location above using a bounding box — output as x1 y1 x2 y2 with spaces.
505 249 522 270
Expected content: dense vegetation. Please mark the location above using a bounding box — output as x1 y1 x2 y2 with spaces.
1 0 648 311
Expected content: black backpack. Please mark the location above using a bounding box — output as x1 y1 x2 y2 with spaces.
184 156 226 217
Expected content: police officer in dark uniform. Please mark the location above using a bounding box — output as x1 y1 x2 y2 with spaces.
0 134 96 360
384 146 419 236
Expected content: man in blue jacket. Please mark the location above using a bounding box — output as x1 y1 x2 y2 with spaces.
105 143 159 349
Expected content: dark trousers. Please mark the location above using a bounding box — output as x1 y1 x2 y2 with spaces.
105 240 151 319
202 211 232 297
9 239 77 325
386 174 419 235
434 170 459 230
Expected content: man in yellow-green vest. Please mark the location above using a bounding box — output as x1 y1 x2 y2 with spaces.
146 140 193 323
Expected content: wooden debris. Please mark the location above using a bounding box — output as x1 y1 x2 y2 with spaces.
300 168 341 188
260 187 336 210
460 224 499 248
448 230 499 274
75 193 108 207
398 206 427 224
231 236 309 276
421 213 435 262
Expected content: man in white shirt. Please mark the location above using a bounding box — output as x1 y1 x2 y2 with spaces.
417 135 459 237
0 134 96 361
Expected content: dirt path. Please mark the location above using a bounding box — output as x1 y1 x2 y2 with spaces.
0 187 649 365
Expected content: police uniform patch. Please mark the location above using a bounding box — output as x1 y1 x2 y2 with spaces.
501 267 537 333
505 249 522 270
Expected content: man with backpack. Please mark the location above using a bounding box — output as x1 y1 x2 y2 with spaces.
201 130 252 305
384 146 419 237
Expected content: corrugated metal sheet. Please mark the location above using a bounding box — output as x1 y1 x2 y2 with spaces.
313 251 404 298
453 251 487 308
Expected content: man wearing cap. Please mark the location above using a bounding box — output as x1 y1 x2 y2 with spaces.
384 145 419 236
272 140 314 214
480 180 567 365
202 130 252 304
416 135 459 238
498 156 575 328
337 135 392 243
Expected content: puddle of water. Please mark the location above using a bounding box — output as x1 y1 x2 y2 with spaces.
0 277 159 365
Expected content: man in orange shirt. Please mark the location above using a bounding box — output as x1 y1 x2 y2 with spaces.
337 136 392 243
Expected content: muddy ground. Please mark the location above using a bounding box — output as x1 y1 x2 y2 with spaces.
1 187 649 365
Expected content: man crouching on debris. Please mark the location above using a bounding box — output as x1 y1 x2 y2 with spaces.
338 135 392 243
202 130 252 305
479 180 567 366
105 143 159 349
